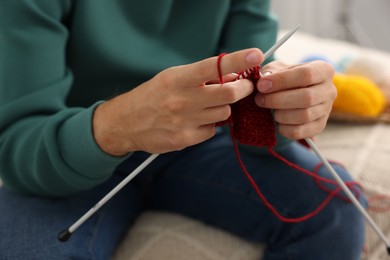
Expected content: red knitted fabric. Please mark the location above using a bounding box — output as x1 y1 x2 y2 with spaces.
231 66 276 147
217 65 276 147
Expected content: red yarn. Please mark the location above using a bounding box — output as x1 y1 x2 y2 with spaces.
311 160 362 202
217 53 361 222
217 55 276 147
231 66 276 147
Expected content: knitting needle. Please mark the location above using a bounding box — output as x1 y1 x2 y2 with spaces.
57 26 304 242
258 24 301 79
305 138 390 254
263 24 301 61
58 153 159 242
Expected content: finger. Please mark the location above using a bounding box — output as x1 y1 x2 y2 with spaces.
200 79 254 107
255 85 329 109
277 115 329 140
257 61 334 93
177 48 264 85
165 124 217 152
273 103 331 125
197 105 232 125
206 73 238 84
198 124 218 140
178 105 232 127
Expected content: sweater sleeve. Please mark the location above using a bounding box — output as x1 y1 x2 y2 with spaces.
0 1 129 196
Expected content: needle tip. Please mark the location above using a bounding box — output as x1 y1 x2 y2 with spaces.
58 229 72 242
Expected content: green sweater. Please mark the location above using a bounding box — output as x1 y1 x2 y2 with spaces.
0 0 281 196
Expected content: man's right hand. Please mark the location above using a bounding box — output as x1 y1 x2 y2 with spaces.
93 48 264 156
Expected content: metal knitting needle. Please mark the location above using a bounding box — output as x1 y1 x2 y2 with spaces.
58 153 159 242
57 26 303 242
259 25 390 254
259 24 301 78
263 24 301 61
305 138 390 254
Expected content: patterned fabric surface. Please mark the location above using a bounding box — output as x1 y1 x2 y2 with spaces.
316 123 390 260
113 211 264 260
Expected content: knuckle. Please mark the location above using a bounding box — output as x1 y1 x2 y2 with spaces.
164 134 179 150
204 126 217 140
220 105 232 120
158 67 178 87
163 101 187 127
197 65 210 80
300 109 314 122
196 59 215 80
279 117 328 140
280 125 305 140
165 99 186 114
329 83 338 101
274 75 288 89
181 129 196 145
317 117 328 133
300 66 315 85
290 127 304 140
302 88 317 106
223 85 241 103
169 130 192 150
168 116 183 128
318 60 335 76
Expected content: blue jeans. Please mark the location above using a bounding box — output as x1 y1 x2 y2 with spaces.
0 133 366 259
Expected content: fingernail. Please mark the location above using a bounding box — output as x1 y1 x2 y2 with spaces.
255 94 265 106
246 51 262 65
258 79 272 93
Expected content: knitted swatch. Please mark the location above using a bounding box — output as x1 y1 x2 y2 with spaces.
231 66 276 147
216 60 276 148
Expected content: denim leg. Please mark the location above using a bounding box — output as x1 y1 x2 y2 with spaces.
143 134 366 260
0 174 144 260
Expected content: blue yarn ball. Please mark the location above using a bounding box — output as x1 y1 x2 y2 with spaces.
301 55 341 72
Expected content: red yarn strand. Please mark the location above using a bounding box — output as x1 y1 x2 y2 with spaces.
229 129 343 223
217 53 227 84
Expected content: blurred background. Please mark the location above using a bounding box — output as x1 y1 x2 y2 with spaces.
271 0 390 52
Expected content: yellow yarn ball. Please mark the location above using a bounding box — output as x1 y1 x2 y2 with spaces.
333 74 387 117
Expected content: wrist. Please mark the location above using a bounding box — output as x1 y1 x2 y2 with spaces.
92 100 132 157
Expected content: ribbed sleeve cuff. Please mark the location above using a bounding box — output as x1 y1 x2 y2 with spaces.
59 102 131 180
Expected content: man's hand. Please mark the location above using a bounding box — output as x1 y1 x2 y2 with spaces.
255 60 336 140
93 48 264 156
